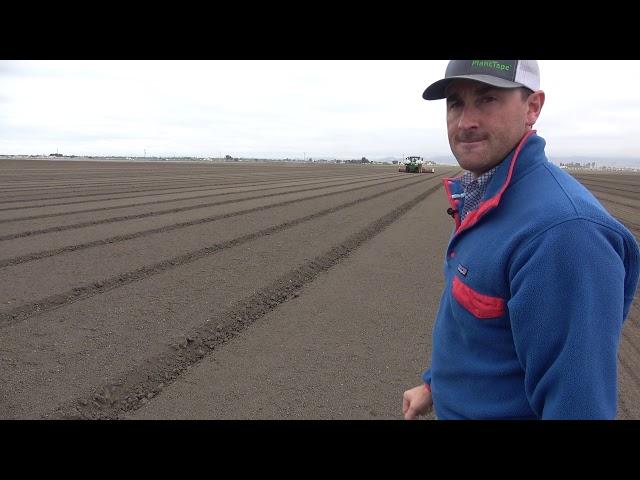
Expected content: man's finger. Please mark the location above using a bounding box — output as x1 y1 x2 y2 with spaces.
402 396 409 415
404 407 417 420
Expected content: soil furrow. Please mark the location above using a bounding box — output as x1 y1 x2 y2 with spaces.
0 174 390 213
577 181 640 199
0 176 442 324
0 176 441 271
0 173 366 205
588 192 640 210
0 175 395 224
0 171 315 194
0 174 431 243
573 176 640 189
48 180 445 419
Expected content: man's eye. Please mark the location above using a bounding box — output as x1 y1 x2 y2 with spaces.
481 96 496 103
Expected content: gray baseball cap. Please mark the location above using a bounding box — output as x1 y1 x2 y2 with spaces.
423 60 540 100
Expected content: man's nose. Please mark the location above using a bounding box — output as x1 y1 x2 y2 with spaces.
457 105 480 130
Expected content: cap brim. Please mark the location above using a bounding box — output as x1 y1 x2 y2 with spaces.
422 74 524 100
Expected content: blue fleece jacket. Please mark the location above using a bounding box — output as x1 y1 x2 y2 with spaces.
422 131 640 419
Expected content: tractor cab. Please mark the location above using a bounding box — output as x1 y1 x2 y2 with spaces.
399 156 435 173
403 156 423 173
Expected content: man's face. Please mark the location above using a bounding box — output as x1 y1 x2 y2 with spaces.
445 79 531 177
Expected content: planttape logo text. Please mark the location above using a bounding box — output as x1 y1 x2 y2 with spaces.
471 60 511 71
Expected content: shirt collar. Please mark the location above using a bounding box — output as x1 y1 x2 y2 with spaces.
460 166 498 191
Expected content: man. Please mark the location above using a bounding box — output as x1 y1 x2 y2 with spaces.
402 60 640 419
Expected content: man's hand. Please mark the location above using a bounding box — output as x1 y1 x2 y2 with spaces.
402 384 433 420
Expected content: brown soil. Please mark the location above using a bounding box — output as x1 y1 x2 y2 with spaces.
0 159 637 419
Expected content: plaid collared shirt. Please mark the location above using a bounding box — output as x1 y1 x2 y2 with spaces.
459 167 497 221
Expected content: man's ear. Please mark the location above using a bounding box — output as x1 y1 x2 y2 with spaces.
526 90 545 127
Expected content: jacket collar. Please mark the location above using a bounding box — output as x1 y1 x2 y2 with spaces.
442 130 546 234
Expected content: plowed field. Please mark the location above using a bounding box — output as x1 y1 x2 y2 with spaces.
0 159 637 419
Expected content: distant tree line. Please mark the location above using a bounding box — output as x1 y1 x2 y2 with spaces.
341 157 370 164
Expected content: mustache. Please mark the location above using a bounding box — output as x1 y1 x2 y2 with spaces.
456 133 487 142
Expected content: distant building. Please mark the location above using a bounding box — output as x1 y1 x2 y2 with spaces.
559 161 596 170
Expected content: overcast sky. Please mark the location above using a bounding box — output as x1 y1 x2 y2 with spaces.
1 60 639 164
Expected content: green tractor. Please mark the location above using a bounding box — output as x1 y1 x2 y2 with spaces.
400 156 434 173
